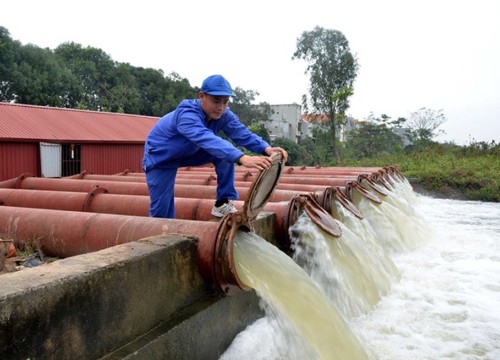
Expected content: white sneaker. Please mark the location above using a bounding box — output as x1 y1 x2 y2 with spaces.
211 202 238 217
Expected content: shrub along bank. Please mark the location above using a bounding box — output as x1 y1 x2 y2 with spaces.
340 145 499 202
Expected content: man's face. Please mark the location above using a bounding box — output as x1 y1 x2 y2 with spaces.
199 93 230 120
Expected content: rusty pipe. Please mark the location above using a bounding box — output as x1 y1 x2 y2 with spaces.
0 175 149 195
0 205 251 295
72 172 360 189
68 173 149 183
0 189 342 253
0 175 332 213
172 184 327 204
178 168 364 179
178 165 382 173
69 173 232 186
119 171 257 182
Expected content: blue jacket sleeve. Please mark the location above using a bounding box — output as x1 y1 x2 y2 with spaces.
176 107 246 162
221 110 270 156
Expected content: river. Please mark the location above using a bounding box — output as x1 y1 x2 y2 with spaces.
221 193 500 359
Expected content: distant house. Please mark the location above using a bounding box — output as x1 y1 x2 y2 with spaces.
265 104 302 143
0 103 158 181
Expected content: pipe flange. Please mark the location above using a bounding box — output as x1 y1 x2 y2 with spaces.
205 175 217 185
14 173 33 189
345 181 382 204
301 194 342 238
115 169 132 176
332 187 364 219
82 187 108 212
69 170 88 179
212 212 252 295
358 175 390 196
242 171 253 181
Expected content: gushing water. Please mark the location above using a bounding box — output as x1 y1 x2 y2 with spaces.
331 200 400 286
227 230 369 360
350 189 427 253
222 179 500 359
290 213 394 319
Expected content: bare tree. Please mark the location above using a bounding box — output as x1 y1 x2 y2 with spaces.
406 107 447 146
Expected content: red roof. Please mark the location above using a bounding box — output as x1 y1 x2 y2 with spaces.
0 103 159 144
301 114 330 123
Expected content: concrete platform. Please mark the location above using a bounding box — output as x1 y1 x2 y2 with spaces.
0 212 278 359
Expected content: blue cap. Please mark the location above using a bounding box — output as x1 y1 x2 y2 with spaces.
201 75 235 97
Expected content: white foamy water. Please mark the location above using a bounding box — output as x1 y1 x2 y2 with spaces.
352 195 500 360
228 231 369 360
222 191 500 360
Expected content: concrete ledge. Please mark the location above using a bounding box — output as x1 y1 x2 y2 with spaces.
0 235 211 358
0 212 277 359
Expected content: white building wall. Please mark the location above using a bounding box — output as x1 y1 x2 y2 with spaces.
266 104 302 143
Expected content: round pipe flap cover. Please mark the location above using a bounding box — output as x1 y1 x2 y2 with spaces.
243 153 283 220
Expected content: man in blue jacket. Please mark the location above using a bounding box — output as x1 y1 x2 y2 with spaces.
142 74 288 218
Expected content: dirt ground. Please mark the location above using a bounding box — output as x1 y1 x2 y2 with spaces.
0 239 55 275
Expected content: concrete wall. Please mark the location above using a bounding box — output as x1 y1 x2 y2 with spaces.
267 104 302 143
0 233 265 359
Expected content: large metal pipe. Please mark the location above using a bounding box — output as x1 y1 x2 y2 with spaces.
0 155 357 296
0 176 338 217
0 188 148 216
114 170 257 182
76 171 355 188
176 169 361 181
68 173 149 183
0 174 149 195
0 204 250 295
178 175 352 188
172 184 333 214
74 172 260 185
0 189 338 249
178 166 382 176
176 173 354 187
108 168 381 188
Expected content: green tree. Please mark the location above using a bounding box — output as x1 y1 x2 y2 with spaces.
103 62 140 113
272 138 303 166
248 122 271 144
296 137 320 165
54 42 116 110
292 26 359 163
10 44 81 107
344 114 405 159
132 67 172 116
227 87 272 126
0 27 21 102
161 72 197 115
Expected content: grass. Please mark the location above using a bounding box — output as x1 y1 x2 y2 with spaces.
340 147 499 202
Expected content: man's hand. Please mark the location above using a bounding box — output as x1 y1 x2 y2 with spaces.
238 155 273 171
264 146 288 163
237 146 288 171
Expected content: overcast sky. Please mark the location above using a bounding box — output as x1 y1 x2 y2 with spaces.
2 0 499 145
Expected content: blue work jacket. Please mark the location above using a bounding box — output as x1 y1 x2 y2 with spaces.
143 99 270 169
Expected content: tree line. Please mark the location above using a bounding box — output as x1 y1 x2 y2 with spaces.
4 25 492 167
0 26 272 121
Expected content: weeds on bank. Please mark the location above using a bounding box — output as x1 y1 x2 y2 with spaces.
340 143 499 202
